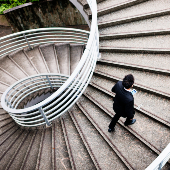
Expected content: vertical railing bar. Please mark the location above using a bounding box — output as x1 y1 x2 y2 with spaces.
158 161 163 170
39 107 51 126
46 75 53 89
23 33 32 50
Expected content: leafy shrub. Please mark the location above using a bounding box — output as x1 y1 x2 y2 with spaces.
0 0 39 14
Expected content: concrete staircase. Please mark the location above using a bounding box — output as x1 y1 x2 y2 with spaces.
0 0 170 169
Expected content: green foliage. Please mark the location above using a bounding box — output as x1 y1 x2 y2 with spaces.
0 0 39 14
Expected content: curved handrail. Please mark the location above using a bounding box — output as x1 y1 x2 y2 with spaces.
1 0 99 127
0 27 89 57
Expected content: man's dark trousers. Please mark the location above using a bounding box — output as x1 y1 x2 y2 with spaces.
109 114 133 129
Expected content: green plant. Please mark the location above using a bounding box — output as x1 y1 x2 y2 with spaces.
0 0 39 14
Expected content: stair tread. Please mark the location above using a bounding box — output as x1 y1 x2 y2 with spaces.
21 130 42 170
99 14 170 35
55 44 70 75
40 44 60 74
0 82 9 93
0 130 24 167
36 128 52 170
85 86 170 153
100 52 170 71
25 47 48 74
0 56 26 80
90 75 170 125
70 44 84 74
71 105 130 170
52 120 72 170
6 131 33 170
78 96 158 169
95 63 170 95
97 0 170 23
62 112 96 170
10 50 37 76
100 34 170 49
97 0 132 12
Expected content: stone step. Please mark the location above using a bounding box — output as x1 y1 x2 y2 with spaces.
0 120 15 134
0 126 19 147
95 63 170 96
35 128 52 170
98 59 170 76
20 130 42 170
61 112 96 170
99 51 170 71
70 104 130 169
84 87 170 155
89 82 170 128
40 44 60 74
0 116 13 129
52 119 72 170
99 14 170 35
90 74 170 125
5 131 33 170
0 113 10 121
97 0 170 23
78 0 105 9
0 81 9 93
98 8 170 29
96 0 148 17
25 46 49 74
0 55 27 80
77 0 89 9
0 130 24 168
9 50 37 76
100 34 170 49
0 124 16 142
55 43 70 75
0 64 18 85
70 44 84 74
99 46 170 54
0 108 7 114
77 95 159 169
100 28 170 40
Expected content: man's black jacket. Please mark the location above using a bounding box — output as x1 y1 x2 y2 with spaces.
111 81 135 119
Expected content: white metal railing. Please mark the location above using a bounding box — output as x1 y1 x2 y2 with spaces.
145 143 170 170
0 27 89 57
1 0 99 127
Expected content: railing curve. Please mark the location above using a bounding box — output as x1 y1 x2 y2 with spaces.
1 0 99 127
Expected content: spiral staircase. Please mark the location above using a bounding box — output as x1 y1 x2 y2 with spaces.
0 0 170 169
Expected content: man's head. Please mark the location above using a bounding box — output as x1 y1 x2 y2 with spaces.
122 74 134 89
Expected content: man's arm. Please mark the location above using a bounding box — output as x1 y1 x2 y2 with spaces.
125 100 135 119
111 84 116 93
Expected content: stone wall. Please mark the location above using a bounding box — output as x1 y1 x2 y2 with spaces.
4 0 88 32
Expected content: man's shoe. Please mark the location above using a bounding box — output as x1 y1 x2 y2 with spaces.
124 119 136 126
108 128 115 132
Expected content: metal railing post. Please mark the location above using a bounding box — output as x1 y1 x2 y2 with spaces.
39 107 51 126
46 75 53 89
158 162 163 170
23 33 32 50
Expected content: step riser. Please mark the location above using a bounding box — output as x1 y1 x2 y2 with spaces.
97 0 148 17
98 10 170 28
100 30 170 40
97 60 170 76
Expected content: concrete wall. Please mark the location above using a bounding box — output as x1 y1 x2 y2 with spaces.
4 0 88 32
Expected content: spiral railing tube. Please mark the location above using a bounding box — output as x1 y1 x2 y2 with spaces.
1 0 99 127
